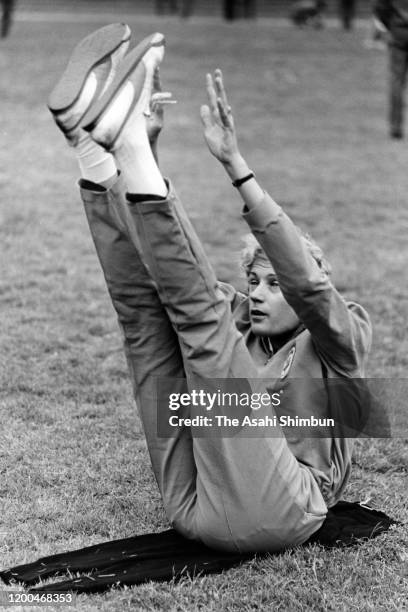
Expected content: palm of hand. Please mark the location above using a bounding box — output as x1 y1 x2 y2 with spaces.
201 70 240 165
204 120 236 163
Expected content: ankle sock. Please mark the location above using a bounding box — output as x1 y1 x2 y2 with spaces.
75 131 117 184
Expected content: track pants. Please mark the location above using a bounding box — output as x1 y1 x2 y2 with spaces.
80 175 327 553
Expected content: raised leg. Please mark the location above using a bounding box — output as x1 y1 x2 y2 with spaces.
80 177 203 538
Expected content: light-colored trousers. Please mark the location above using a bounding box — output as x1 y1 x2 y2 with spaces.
80 176 327 553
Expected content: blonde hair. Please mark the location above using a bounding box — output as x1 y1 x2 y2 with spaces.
240 231 331 276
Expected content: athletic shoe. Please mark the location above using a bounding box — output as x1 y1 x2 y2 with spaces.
81 32 165 151
48 23 131 145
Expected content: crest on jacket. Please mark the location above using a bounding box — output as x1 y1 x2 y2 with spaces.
280 346 296 379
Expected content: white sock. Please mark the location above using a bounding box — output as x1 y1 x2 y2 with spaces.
75 131 117 184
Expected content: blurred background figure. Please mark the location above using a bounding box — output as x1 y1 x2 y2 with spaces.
223 0 257 21
290 0 326 28
1 0 14 38
180 0 194 17
338 0 356 30
155 0 194 18
155 0 178 15
374 0 408 138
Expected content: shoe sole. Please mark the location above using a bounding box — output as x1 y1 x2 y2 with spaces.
81 33 165 135
48 23 131 113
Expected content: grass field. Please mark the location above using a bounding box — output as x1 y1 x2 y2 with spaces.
0 13 407 611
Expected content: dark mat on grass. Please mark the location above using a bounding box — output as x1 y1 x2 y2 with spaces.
0 501 398 594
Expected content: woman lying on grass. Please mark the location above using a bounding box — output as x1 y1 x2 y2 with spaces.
48 24 372 553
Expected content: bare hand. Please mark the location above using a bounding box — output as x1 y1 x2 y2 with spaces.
200 69 240 165
145 68 176 144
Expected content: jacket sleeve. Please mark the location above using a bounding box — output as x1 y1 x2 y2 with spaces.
373 0 392 28
243 193 372 375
